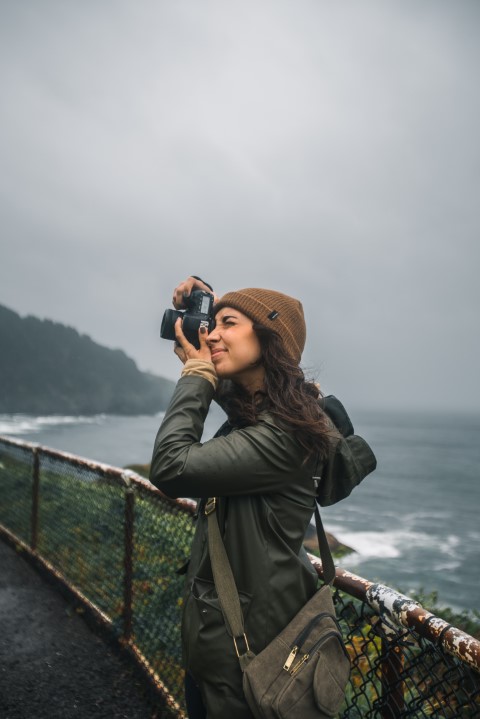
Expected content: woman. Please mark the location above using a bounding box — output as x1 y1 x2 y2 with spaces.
150 276 376 719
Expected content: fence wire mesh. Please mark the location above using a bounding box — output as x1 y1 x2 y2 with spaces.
1 436 479 718
333 590 480 717
37 452 126 627
131 483 196 709
0 440 33 544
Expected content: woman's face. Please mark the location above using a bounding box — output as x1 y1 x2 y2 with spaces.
207 307 264 392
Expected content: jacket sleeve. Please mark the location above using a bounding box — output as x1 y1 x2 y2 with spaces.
317 432 377 506
149 375 308 499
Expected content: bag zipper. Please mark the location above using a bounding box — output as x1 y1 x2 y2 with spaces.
289 630 341 676
293 612 335 650
282 610 339 673
283 646 298 671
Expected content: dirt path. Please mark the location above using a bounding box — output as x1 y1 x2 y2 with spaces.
0 540 171 719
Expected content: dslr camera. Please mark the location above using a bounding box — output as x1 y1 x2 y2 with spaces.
160 290 215 349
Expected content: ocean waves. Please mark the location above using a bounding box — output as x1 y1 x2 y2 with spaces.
0 414 107 435
326 525 463 573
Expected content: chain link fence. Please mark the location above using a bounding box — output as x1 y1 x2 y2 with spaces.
327 582 480 717
1 435 479 718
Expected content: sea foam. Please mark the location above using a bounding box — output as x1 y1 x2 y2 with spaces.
0 414 106 435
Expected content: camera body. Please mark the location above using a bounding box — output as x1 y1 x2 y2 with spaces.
160 290 215 349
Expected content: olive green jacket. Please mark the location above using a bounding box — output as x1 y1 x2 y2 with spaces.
150 376 376 718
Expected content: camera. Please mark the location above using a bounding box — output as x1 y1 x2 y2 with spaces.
160 290 215 349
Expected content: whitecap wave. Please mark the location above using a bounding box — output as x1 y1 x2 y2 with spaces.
328 525 461 571
402 510 452 522
443 534 461 556
0 414 107 435
432 560 461 572
331 530 403 560
326 526 462 565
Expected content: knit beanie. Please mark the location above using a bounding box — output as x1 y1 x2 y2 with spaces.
214 288 306 364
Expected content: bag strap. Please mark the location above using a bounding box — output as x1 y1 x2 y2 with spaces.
314 503 335 585
312 451 336 586
204 489 336 668
204 498 255 670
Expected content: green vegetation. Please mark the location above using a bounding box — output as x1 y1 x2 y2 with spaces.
0 303 175 414
0 451 32 543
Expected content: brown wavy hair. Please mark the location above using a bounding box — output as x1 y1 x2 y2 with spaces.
217 323 336 459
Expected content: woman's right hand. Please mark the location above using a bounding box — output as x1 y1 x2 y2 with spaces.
172 276 218 309
174 318 213 364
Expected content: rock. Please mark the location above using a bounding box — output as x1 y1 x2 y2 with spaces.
303 523 355 559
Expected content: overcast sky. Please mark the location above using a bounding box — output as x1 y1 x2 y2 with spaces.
1 0 479 413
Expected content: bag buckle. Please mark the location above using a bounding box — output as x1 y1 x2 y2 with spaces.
233 633 251 658
204 497 217 515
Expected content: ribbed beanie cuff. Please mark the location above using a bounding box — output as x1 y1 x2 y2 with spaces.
214 288 306 364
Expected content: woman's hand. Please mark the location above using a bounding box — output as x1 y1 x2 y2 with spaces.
172 276 218 310
174 318 213 364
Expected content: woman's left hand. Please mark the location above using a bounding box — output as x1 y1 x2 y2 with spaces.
174 318 213 364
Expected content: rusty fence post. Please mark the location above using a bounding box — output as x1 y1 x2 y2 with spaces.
380 625 405 719
123 482 135 642
31 447 40 551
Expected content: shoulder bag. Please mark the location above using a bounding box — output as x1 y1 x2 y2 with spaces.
205 496 351 719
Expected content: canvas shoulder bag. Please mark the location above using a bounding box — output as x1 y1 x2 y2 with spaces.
205 497 351 719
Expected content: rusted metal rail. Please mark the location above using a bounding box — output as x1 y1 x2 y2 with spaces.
1 434 479 718
308 558 480 675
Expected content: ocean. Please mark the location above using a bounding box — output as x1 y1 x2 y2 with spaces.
1 407 479 613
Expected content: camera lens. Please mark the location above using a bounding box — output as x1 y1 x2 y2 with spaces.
160 309 183 341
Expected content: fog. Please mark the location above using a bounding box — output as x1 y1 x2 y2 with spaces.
1 0 479 411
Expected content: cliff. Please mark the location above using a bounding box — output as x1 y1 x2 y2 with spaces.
0 304 175 415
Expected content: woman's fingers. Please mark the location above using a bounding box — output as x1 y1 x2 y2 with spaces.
174 317 192 352
172 276 214 309
172 312 187 364
197 324 213 361
174 317 202 362
172 280 193 309
174 343 187 364
174 318 213 364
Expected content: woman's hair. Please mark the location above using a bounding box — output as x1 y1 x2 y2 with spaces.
217 322 335 460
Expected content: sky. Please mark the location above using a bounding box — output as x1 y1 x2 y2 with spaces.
1 0 479 413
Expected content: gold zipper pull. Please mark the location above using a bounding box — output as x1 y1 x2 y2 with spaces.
283 646 298 671
290 653 309 676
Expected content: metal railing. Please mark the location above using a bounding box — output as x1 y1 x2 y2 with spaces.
1 435 479 718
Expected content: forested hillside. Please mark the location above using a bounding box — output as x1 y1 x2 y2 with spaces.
0 304 175 414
